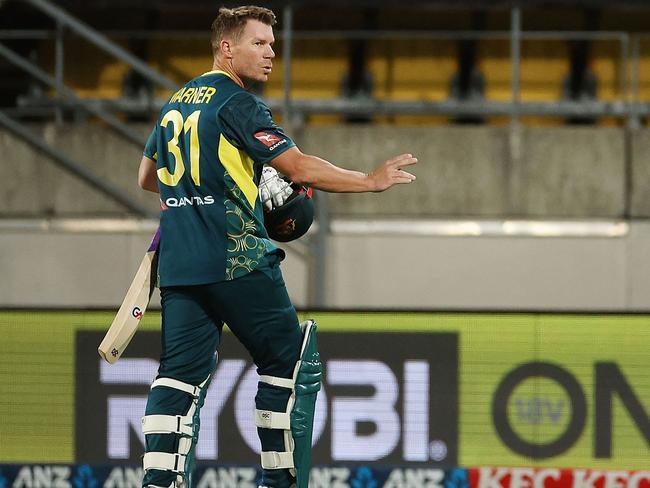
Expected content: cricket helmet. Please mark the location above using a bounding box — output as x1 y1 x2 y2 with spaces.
264 184 314 242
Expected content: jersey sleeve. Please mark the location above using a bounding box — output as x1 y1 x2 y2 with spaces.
218 91 295 165
143 126 158 161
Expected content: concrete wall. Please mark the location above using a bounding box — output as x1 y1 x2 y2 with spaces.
0 224 309 309
631 129 650 218
299 126 629 218
3 221 650 311
1 124 159 217
326 230 628 310
2 123 649 218
3 123 650 310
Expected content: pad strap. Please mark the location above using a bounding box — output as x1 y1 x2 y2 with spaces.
259 374 295 389
142 414 194 436
255 409 291 430
151 377 201 397
260 450 295 469
143 452 187 473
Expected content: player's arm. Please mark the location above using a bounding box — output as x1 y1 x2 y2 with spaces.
138 155 159 193
269 146 417 193
219 92 416 192
138 126 159 193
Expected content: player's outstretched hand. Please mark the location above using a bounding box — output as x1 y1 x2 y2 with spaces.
368 153 418 192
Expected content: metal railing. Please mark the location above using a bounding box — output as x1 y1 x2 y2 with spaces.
0 42 146 147
3 31 645 120
0 0 178 219
0 28 650 120
0 109 157 217
23 0 177 91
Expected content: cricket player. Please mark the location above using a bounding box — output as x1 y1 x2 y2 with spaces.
137 5 417 488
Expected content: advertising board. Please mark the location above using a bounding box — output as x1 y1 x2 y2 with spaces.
0 311 648 468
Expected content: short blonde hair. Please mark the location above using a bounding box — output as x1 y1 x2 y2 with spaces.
211 5 276 54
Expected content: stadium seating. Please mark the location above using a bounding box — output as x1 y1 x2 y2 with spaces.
33 28 649 127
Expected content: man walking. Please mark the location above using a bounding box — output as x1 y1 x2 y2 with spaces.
137 6 417 488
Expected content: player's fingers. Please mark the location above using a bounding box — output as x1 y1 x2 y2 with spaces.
261 189 272 210
387 154 418 168
396 170 416 181
387 153 414 163
385 153 410 165
392 177 416 185
396 157 418 169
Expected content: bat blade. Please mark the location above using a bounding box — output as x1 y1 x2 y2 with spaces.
98 229 160 364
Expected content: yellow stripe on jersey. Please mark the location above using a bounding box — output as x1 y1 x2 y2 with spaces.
218 134 257 208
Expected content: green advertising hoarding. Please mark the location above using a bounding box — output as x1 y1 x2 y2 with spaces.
0 311 648 467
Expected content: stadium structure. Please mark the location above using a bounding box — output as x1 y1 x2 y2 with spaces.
1 1 650 487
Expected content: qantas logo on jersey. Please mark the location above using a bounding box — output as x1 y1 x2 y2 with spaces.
255 132 281 146
164 196 215 208
254 132 288 151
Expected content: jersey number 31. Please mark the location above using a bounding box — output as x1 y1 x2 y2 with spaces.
157 109 201 187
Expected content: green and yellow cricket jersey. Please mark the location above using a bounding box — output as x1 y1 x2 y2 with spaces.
143 70 295 286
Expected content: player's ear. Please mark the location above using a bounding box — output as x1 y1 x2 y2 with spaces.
220 39 234 58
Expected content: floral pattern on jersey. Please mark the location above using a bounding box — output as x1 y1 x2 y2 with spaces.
224 171 268 280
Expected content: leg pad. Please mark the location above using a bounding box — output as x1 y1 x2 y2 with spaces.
255 320 322 488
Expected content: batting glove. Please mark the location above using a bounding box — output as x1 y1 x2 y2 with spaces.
259 165 294 212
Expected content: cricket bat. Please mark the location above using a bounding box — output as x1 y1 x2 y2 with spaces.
98 228 160 364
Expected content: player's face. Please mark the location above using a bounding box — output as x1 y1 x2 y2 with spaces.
231 20 275 85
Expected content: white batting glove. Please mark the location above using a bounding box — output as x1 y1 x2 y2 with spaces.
259 165 294 212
